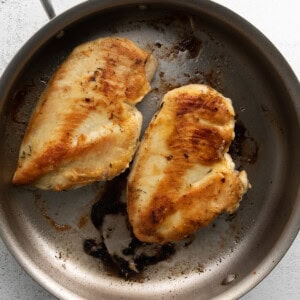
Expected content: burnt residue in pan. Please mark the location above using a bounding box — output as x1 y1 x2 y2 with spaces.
183 68 222 91
78 214 89 229
260 104 284 135
142 15 203 60
171 35 202 59
84 237 175 279
34 192 72 232
10 84 35 125
153 68 222 101
84 171 176 279
229 119 259 169
90 172 127 229
143 21 226 97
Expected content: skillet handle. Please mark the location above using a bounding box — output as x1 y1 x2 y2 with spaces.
40 0 56 19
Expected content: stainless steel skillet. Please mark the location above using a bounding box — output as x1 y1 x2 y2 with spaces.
0 0 299 299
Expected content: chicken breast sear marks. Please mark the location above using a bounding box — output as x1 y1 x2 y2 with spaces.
13 37 157 190
127 84 249 244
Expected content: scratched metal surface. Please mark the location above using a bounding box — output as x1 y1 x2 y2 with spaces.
1 1 298 297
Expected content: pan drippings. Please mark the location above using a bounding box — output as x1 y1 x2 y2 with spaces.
83 171 176 279
229 119 258 168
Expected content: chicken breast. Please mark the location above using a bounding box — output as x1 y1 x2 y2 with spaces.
12 37 157 190
127 84 249 244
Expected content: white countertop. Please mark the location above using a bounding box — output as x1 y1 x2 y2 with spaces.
0 0 299 299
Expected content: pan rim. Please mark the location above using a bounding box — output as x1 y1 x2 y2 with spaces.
0 0 299 299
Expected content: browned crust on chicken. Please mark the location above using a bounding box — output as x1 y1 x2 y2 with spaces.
127 84 249 243
13 37 156 189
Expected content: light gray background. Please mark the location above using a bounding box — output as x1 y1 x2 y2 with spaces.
0 0 299 299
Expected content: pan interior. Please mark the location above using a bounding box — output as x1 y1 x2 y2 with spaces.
0 4 299 300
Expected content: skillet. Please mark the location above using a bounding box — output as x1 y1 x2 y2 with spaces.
0 0 299 299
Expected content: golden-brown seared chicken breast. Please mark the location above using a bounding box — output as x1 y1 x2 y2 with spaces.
127 84 249 243
13 37 157 190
